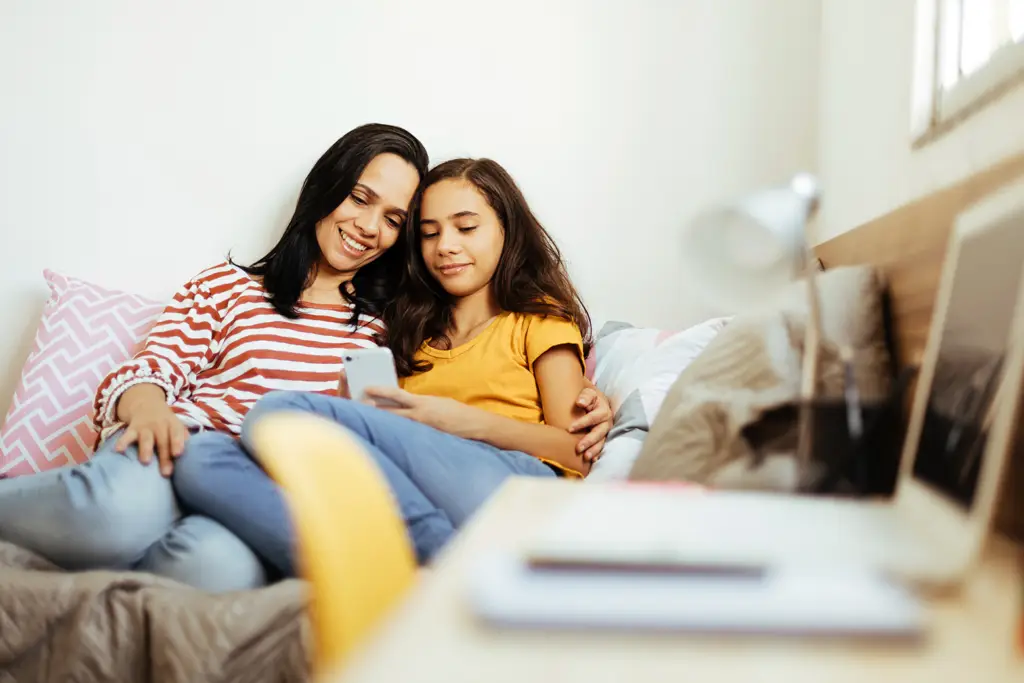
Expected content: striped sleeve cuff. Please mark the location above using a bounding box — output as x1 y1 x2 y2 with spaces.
95 366 178 431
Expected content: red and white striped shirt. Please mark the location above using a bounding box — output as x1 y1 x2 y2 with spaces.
93 262 384 440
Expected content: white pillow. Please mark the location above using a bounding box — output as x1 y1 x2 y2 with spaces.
585 317 730 481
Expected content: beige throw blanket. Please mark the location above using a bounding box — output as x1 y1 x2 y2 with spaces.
0 540 310 683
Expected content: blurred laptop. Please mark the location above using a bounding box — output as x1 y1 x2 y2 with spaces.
526 179 1024 589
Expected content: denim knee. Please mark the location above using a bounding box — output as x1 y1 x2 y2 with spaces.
77 459 179 568
171 430 245 501
138 515 268 592
0 445 181 570
239 390 330 451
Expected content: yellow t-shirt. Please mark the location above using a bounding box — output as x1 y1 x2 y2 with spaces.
399 312 585 425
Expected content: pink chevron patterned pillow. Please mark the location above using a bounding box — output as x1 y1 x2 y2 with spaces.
0 271 163 477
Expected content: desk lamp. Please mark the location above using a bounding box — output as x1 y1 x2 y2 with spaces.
679 173 823 466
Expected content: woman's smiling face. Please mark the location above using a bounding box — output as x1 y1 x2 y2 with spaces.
315 153 421 277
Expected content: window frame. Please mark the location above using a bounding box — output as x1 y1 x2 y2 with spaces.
911 0 1024 147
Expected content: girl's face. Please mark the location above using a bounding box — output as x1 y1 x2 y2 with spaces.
419 179 505 299
315 153 420 277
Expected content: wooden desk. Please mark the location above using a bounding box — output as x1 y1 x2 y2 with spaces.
337 478 1023 683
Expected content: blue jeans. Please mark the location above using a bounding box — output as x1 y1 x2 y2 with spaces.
0 430 268 592
172 391 557 576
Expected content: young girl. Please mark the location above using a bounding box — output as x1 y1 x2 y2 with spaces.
173 158 596 568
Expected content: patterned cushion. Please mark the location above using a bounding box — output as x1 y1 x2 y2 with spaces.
585 317 730 481
0 271 163 477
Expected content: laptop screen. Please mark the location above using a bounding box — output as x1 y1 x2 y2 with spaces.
912 206 1024 509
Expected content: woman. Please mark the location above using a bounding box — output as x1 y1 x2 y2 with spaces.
174 157 600 571
0 127 611 592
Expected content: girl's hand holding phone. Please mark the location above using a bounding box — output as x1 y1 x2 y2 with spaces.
362 386 481 436
364 383 614 465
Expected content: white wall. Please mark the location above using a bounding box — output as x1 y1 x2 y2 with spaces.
817 0 1024 241
0 0 820 417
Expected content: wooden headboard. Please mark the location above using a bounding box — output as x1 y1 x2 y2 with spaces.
813 150 1024 540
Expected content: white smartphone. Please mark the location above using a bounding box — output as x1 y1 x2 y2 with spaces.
342 347 401 407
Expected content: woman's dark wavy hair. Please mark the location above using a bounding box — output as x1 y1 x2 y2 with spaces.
234 123 428 326
386 158 592 377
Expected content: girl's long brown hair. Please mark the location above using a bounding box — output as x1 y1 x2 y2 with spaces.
384 158 592 377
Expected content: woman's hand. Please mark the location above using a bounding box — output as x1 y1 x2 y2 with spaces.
114 383 188 477
362 386 482 437
337 369 351 399
568 385 612 464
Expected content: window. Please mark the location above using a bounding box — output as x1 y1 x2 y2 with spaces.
912 0 1024 145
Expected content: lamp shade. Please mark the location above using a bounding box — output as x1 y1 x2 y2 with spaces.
681 173 820 312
